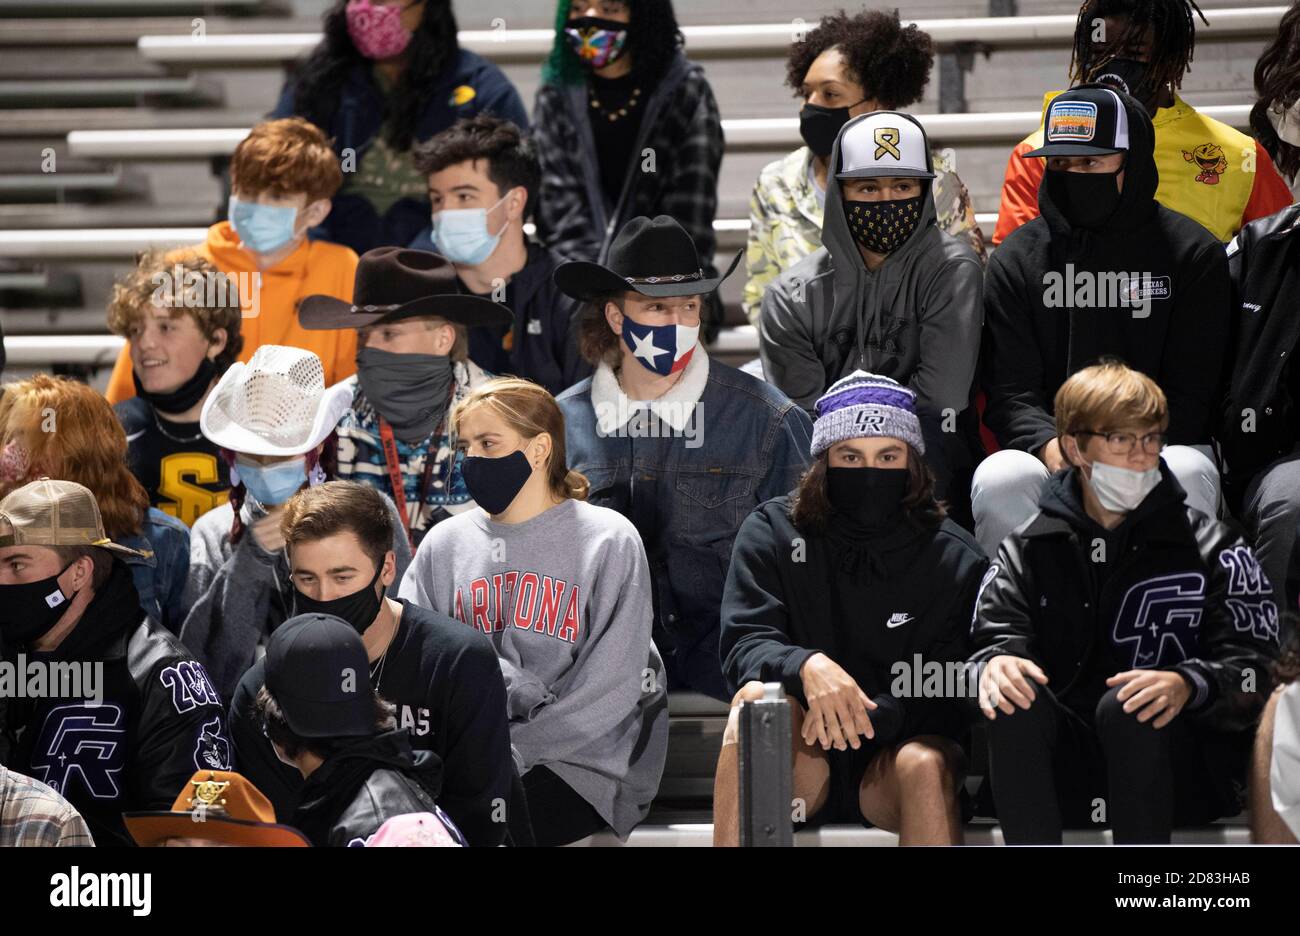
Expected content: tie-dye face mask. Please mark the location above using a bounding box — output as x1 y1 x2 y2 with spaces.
564 16 629 69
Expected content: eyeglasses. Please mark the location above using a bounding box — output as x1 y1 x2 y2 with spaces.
1073 430 1166 456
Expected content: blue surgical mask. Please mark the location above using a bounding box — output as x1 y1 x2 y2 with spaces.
229 196 299 255
237 456 306 506
430 193 508 266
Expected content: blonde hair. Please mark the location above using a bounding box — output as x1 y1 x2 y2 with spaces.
450 377 588 501
1054 359 1169 437
0 375 149 538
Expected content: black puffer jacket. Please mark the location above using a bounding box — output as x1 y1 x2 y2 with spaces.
971 463 1280 733
292 729 445 848
1221 203 1300 484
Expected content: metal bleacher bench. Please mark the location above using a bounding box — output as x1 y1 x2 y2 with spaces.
129 7 1287 66
62 105 1257 160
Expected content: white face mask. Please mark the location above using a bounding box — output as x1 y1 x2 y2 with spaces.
1267 100 1300 148
1084 459 1161 514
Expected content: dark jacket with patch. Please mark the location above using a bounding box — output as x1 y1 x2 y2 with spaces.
292 729 446 848
1220 203 1300 483
721 496 988 744
982 91 1231 456
970 464 1279 732
0 561 232 847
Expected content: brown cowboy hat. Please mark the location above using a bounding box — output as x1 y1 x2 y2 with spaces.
298 246 513 331
124 770 311 847
553 215 742 301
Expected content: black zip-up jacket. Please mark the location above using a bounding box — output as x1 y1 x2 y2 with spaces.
1 561 232 846
292 729 444 847
721 496 988 744
1221 203 1300 483
982 88 1231 456
971 464 1279 733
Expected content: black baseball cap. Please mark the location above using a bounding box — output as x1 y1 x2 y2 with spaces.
1023 85 1131 158
264 613 375 739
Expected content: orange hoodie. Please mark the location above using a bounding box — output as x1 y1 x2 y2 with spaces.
105 222 360 403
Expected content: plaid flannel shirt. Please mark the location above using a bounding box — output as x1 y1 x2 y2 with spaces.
533 52 724 277
0 765 94 847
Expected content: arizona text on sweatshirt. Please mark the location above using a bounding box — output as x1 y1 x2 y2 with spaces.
399 497 669 838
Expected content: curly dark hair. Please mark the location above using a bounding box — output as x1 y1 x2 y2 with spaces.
1069 0 1208 99
290 0 459 153
1250 1 1300 185
1276 617 1300 685
783 9 934 108
412 114 541 220
543 0 684 87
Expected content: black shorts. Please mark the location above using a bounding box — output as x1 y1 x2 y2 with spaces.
803 741 883 828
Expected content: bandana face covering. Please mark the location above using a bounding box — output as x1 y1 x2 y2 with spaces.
565 16 629 69
346 0 414 60
844 195 924 255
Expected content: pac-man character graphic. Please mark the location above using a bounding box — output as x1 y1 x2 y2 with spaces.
874 127 902 161
1182 143 1227 185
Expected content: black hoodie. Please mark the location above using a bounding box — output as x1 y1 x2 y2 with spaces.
982 87 1231 456
971 463 1279 732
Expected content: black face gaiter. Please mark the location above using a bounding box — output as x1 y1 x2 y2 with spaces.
293 564 384 636
355 347 455 444
1089 58 1161 113
844 194 925 256
132 356 218 416
826 466 909 530
1045 166 1124 231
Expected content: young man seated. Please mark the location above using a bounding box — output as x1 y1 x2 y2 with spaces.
555 215 813 699
975 85 1228 559
298 247 510 548
714 373 987 845
0 479 232 847
971 362 1280 844
105 117 360 403
226 480 513 846
410 114 590 396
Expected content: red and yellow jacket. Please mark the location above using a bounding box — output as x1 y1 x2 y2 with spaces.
993 92 1293 246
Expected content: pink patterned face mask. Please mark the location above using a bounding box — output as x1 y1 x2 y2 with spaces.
0 441 32 485
346 0 414 60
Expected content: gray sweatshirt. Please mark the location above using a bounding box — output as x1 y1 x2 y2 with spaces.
399 497 669 838
180 492 412 703
759 111 984 417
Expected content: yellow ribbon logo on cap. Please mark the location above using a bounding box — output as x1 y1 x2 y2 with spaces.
874 127 902 161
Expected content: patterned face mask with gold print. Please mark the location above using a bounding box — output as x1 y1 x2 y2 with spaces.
844 194 924 255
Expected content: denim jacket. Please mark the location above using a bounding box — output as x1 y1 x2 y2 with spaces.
118 507 191 635
556 352 813 696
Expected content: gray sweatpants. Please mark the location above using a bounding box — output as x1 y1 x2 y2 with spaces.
1241 449 1300 610
970 446 1221 559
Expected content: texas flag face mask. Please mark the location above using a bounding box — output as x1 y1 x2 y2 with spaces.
620 315 700 377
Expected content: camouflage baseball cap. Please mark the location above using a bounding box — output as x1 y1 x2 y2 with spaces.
0 478 145 559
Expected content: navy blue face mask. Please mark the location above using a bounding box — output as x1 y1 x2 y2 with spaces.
461 449 534 515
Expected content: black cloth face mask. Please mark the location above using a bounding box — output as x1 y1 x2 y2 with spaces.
133 356 218 416
461 449 533 515
293 563 384 636
799 100 868 158
844 194 925 255
1089 58 1161 112
0 563 75 645
355 347 455 445
1045 165 1124 230
826 465 909 531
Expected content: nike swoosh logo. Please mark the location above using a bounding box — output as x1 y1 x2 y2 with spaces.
886 615 914 628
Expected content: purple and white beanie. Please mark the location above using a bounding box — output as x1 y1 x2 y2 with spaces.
810 371 925 457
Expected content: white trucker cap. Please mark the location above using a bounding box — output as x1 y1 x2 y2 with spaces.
835 111 935 180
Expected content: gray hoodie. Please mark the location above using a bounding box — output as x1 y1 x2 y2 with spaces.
399 497 669 839
759 111 984 419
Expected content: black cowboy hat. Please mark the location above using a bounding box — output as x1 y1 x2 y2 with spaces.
552 215 742 301
298 246 513 330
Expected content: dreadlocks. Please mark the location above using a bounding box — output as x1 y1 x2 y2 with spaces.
1250 2 1300 184
1068 0 1208 95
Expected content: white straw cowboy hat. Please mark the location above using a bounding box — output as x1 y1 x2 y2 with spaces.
200 345 353 458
